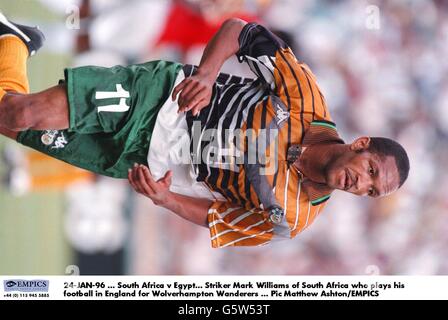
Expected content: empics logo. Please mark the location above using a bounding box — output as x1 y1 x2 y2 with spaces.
3 279 49 292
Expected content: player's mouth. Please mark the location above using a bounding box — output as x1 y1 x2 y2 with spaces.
344 168 358 191
338 170 348 190
344 169 352 191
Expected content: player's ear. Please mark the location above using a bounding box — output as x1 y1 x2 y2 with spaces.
350 136 370 152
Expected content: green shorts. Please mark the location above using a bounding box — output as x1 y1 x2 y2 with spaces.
17 60 183 178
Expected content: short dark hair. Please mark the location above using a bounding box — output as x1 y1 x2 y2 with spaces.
367 137 410 188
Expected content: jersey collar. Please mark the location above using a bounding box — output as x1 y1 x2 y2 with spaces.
299 120 345 206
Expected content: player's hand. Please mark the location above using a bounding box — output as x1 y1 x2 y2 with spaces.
128 164 173 206
171 71 214 116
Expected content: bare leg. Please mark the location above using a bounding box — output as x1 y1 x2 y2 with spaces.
0 83 69 133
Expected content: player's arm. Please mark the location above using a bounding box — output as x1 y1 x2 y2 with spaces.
172 18 247 115
128 164 211 227
128 164 287 247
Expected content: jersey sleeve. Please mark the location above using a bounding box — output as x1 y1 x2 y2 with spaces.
207 200 289 248
236 22 292 91
236 22 316 115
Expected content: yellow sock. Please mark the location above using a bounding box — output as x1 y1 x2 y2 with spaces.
0 35 29 101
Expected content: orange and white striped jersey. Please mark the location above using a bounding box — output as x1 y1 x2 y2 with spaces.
185 23 344 248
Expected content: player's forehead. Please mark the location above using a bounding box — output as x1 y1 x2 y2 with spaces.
372 153 400 197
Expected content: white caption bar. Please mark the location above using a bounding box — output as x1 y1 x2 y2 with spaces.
1 276 447 300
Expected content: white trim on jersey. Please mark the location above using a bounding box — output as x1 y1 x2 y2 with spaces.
0 13 31 42
220 228 274 248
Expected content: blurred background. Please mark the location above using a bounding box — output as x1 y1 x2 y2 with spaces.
0 0 447 275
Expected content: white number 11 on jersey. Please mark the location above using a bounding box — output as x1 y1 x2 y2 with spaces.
95 84 130 113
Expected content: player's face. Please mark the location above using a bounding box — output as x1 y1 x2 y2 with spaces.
325 148 400 198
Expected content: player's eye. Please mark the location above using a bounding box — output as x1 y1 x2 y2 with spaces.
368 187 375 196
369 166 375 176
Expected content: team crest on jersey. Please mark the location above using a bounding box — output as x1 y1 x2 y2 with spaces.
275 103 290 126
41 130 68 149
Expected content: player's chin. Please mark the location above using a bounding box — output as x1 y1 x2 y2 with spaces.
326 168 344 190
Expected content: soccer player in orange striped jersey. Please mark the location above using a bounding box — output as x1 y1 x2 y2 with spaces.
0 16 410 248
160 19 410 247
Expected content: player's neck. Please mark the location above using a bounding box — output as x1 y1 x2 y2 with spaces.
294 143 346 184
